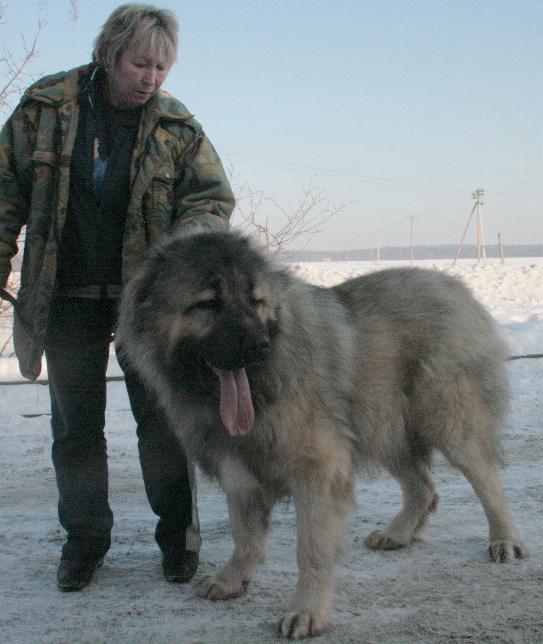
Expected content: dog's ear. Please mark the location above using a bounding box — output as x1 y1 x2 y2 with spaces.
126 268 159 334
134 271 155 311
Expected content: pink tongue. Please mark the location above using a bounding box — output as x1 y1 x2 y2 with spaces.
212 367 255 436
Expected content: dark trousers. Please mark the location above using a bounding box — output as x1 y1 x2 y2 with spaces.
45 297 196 560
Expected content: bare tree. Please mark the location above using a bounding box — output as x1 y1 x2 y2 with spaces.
0 271 18 356
69 0 79 22
0 1 78 357
0 2 47 116
230 171 349 256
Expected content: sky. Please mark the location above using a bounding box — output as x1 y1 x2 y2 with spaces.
1 0 542 250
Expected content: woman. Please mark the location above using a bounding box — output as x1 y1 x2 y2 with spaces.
0 4 234 591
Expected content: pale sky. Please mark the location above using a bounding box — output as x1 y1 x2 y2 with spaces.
2 0 542 250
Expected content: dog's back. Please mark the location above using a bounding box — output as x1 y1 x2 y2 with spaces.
334 267 510 464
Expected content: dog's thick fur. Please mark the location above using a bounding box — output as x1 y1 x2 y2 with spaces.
116 231 526 639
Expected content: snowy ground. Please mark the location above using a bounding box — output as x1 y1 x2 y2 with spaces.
1 258 542 643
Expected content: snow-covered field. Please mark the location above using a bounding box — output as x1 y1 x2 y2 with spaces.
1 257 542 643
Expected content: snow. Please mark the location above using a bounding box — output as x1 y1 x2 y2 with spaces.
1 257 542 643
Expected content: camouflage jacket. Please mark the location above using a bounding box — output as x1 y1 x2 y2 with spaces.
0 63 235 380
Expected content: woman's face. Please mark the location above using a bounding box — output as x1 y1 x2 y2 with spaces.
106 48 171 109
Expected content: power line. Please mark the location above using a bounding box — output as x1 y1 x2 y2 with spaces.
225 151 468 195
226 151 542 202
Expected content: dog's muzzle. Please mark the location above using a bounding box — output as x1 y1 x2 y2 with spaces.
241 333 270 365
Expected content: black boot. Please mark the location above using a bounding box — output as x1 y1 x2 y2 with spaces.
57 556 103 592
162 550 199 583
56 536 109 592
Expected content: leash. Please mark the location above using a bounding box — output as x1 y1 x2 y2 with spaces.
0 288 18 309
507 353 543 361
0 288 34 336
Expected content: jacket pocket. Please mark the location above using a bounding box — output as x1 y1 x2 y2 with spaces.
31 150 57 165
139 163 176 245
150 163 175 221
152 164 175 205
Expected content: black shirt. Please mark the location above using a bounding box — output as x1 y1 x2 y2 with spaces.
56 69 142 289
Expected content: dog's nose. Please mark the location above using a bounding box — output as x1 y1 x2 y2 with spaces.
243 334 270 363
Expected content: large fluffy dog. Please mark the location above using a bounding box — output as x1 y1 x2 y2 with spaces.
116 231 526 639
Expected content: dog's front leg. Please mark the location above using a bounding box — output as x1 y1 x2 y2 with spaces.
279 457 354 639
196 457 273 600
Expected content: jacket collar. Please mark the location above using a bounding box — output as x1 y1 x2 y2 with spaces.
22 64 92 106
22 63 195 126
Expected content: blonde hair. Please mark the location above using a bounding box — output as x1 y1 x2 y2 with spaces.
93 4 178 69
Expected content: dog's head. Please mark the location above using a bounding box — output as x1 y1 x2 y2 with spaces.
118 231 288 436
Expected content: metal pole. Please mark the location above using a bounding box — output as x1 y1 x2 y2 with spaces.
473 188 486 262
453 203 477 265
498 232 505 264
409 215 414 265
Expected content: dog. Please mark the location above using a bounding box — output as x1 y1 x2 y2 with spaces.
116 230 526 639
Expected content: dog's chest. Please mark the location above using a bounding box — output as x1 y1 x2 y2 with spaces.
194 421 288 490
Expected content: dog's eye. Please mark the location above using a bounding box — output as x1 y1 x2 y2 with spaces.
250 296 264 307
186 299 223 313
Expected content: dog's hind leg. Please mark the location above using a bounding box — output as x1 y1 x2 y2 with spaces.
196 457 273 600
278 451 355 640
364 456 438 551
441 435 527 562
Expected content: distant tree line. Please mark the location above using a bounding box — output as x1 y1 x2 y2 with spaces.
288 244 543 262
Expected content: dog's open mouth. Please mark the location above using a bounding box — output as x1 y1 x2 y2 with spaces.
211 366 255 437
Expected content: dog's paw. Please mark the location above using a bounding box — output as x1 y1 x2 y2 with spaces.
364 530 407 551
195 574 248 600
278 611 330 640
488 540 528 563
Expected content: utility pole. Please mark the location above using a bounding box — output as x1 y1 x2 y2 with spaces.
498 232 505 264
409 215 415 264
474 188 486 262
453 188 486 265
